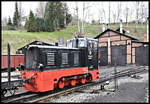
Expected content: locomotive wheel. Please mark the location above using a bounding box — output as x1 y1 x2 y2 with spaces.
87 75 92 81
80 78 86 84
58 80 64 89
70 79 76 86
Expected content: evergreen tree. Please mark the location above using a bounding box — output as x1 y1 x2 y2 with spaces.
66 13 72 25
7 16 12 26
13 2 19 28
35 18 46 32
27 10 36 32
44 2 57 32
44 1 72 32
25 18 29 30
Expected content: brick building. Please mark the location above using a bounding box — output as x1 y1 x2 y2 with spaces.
95 28 149 66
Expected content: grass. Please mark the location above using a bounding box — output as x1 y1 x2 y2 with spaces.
1 23 147 54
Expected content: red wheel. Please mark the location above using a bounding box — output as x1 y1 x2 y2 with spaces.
87 75 92 81
70 79 76 86
80 78 86 84
58 80 64 89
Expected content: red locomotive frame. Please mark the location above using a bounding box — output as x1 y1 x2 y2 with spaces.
20 67 99 92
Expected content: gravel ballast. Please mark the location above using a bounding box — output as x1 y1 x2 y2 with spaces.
45 70 149 103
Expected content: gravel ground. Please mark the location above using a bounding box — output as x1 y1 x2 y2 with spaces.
44 70 149 103
1 65 148 102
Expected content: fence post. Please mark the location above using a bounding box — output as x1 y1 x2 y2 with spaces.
7 43 11 88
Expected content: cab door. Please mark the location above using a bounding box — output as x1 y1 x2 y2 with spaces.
87 40 98 70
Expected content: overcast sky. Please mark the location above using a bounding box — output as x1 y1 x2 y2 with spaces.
1 1 149 24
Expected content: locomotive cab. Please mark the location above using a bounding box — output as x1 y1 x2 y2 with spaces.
67 37 98 70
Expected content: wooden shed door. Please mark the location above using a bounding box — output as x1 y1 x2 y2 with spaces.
111 45 127 66
98 47 108 66
135 46 149 66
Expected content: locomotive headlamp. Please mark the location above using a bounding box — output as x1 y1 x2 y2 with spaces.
38 63 44 70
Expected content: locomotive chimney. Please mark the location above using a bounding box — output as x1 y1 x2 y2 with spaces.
7 43 11 88
120 19 123 33
102 23 106 32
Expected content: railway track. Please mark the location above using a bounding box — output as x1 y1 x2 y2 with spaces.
1 91 36 103
1 66 147 103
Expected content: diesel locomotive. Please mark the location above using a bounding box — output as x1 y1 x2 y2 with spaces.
19 37 99 92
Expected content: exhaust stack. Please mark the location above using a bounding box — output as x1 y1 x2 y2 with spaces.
102 23 106 32
120 19 123 33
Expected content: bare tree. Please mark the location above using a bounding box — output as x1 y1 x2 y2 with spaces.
98 9 102 24
75 2 80 35
124 4 129 26
142 6 148 22
96 2 106 24
139 2 148 28
108 1 111 24
128 4 134 24
135 1 140 32
117 2 122 23
2 17 8 26
139 2 144 27
81 2 85 35
102 2 106 23
63 2 67 28
112 10 117 24
36 2 46 18
81 2 91 36
18 2 25 27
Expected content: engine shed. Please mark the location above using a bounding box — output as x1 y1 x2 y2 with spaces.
95 28 149 66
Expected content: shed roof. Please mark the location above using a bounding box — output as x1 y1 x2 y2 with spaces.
94 28 138 40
